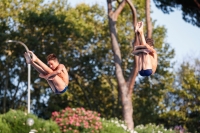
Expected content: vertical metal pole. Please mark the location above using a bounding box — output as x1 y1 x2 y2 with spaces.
28 64 31 113
6 40 31 113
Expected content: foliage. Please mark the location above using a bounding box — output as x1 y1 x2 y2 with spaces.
153 0 200 27
100 118 132 133
51 107 102 133
101 119 175 133
0 115 11 133
0 109 61 133
135 123 174 133
159 58 200 132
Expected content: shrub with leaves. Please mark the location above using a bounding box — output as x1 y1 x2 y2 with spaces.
135 123 174 133
1 110 61 133
52 107 102 133
0 116 11 133
100 118 133 133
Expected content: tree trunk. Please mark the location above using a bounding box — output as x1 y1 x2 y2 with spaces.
107 0 138 130
146 0 152 38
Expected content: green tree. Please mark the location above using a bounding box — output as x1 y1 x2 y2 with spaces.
159 59 200 132
0 0 43 113
153 0 200 27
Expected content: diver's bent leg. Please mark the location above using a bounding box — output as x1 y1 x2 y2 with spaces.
34 58 53 74
46 80 56 93
30 61 48 75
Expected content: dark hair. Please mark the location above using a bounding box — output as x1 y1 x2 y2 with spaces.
145 38 154 47
46 54 58 61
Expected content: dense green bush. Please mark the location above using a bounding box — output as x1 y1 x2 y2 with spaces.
1 110 61 133
0 115 12 133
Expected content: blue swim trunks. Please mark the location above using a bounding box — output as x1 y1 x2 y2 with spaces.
139 69 152 76
55 86 68 94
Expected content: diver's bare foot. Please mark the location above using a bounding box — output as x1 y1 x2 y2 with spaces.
24 52 31 64
135 22 140 33
137 21 143 33
135 21 143 33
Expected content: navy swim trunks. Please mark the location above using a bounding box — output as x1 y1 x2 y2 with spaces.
139 69 152 76
55 86 68 94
